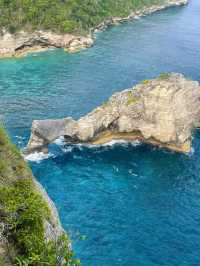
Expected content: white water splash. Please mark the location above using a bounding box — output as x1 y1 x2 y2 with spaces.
101 139 141 147
61 146 74 153
188 147 195 157
27 137 142 162
15 135 26 146
24 152 54 163
54 136 65 146
54 136 141 151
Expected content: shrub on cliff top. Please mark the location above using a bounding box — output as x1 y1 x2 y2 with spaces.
158 72 171 80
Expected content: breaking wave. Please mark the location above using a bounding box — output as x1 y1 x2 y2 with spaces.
24 151 54 163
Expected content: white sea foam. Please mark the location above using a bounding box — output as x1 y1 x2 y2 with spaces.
101 139 141 147
54 136 65 146
102 139 128 146
15 135 25 140
31 137 142 161
24 152 54 163
72 139 141 149
15 135 26 147
188 147 194 157
24 139 141 162
61 146 73 153
55 137 141 151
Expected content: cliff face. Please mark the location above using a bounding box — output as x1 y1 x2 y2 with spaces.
0 127 74 265
27 73 200 154
0 30 93 58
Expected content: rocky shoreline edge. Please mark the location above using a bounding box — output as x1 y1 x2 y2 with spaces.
0 0 188 58
93 0 188 32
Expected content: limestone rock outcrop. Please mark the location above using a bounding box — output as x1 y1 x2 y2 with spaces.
0 30 93 58
26 73 200 153
27 118 76 152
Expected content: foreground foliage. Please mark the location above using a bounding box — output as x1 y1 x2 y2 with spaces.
0 0 165 34
0 126 78 266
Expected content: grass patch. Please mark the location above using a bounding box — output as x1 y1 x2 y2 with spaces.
158 73 171 80
141 79 150 85
126 91 139 106
101 101 109 108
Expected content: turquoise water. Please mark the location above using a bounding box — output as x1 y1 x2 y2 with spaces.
1 1 200 265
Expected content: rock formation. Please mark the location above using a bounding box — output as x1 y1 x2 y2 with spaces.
26 73 200 154
0 30 93 58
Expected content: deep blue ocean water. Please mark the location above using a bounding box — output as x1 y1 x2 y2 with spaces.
1 1 200 265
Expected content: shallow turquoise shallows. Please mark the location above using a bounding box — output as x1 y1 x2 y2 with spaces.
1 1 200 265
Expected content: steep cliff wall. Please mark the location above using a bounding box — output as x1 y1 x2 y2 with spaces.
0 126 77 265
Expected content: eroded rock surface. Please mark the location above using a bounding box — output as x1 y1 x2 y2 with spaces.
0 30 93 58
26 73 200 153
27 118 77 152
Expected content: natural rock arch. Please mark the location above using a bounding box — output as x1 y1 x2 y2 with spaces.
26 73 200 154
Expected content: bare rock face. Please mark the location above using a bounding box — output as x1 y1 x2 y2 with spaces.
0 30 93 58
27 117 77 152
26 73 200 153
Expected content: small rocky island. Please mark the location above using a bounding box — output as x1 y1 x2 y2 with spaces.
27 73 200 154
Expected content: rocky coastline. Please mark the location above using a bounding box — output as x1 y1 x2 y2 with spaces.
0 30 93 58
26 73 200 154
0 0 188 58
93 0 188 32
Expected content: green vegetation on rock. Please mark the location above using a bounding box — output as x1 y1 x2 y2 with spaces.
141 79 150 85
126 91 139 105
0 125 78 266
0 0 165 34
158 72 171 80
